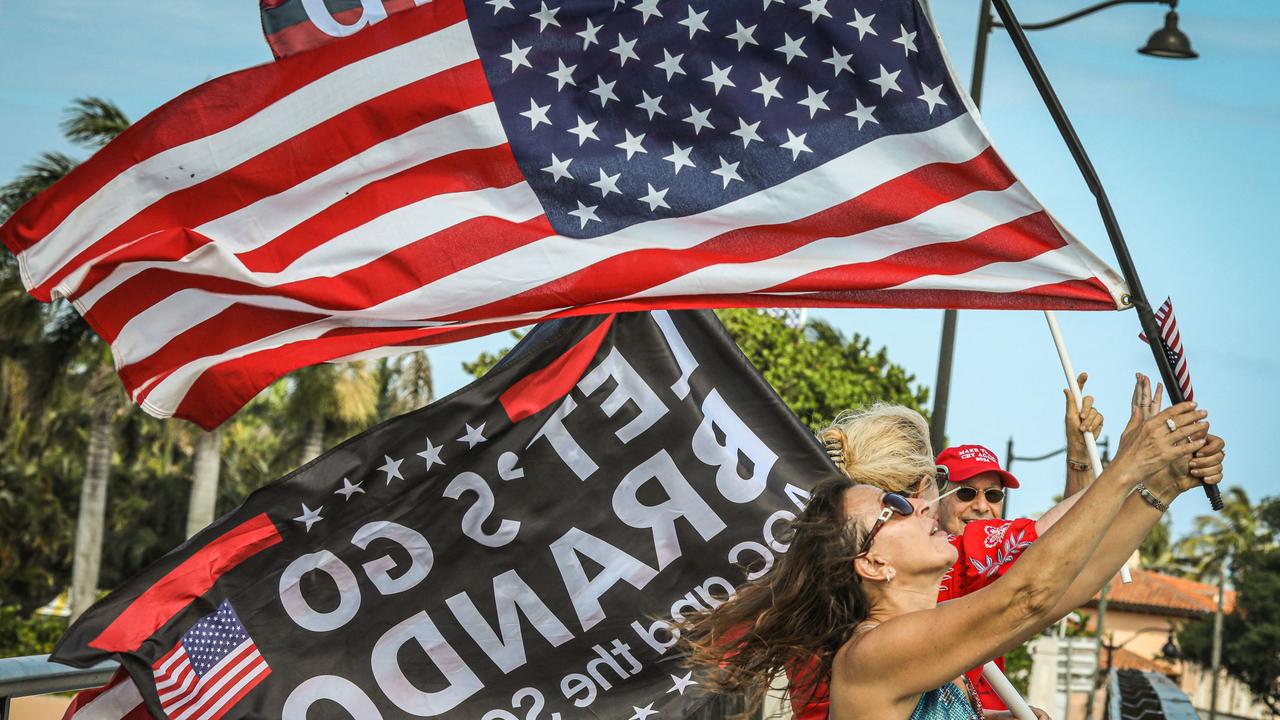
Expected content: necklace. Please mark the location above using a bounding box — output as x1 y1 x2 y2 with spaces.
959 675 984 718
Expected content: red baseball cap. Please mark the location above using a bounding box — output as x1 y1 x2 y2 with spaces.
936 444 1020 489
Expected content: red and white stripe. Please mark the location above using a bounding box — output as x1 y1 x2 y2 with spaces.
62 670 148 720
0 0 1128 429
152 639 270 720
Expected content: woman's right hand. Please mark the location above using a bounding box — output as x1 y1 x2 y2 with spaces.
1108 397 1208 484
1119 373 1163 451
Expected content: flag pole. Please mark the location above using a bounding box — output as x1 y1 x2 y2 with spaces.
1045 311 1133 584
983 661 1037 719
987 0 1222 510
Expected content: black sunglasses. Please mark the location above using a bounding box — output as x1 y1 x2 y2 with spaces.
953 486 1005 504
856 492 915 557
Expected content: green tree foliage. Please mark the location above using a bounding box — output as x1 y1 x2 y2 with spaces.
1138 513 1176 570
716 309 928 428
1004 642 1033 697
0 606 66 657
1 97 132 616
1174 486 1270 581
462 330 527 379
1177 496 1280 714
461 311 928 430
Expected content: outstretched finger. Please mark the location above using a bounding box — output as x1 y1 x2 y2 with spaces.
1127 374 1147 428
1133 373 1149 409
1151 382 1164 413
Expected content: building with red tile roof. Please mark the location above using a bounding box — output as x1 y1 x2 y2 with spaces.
1086 568 1236 618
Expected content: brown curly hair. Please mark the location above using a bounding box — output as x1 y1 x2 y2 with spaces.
676 476 873 712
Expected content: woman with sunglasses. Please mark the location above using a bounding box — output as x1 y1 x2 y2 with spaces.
680 387 1221 720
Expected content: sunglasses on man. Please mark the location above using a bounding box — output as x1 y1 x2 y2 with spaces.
952 486 1005 504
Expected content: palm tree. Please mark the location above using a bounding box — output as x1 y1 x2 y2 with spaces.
1137 514 1183 573
378 351 435 419
1175 486 1271 580
1173 486 1274 719
2 97 130 620
288 363 381 465
186 428 222 538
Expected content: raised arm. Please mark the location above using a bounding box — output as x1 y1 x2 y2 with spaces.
1033 373 1104 537
1063 372 1103 498
1046 376 1224 616
1043 431 1222 619
839 399 1207 701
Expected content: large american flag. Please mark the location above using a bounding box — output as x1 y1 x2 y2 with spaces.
1140 297 1194 401
0 0 1128 429
150 600 270 720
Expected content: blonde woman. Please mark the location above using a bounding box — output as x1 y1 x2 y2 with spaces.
682 377 1223 720
812 388 1103 713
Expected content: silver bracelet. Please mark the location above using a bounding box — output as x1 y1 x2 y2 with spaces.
1134 482 1170 513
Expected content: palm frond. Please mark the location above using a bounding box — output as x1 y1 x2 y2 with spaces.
388 351 435 412
1172 486 1276 581
332 362 379 425
0 152 78 221
60 97 130 149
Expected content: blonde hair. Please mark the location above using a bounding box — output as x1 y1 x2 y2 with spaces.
818 404 936 494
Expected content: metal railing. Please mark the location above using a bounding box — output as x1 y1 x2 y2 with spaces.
0 654 117 720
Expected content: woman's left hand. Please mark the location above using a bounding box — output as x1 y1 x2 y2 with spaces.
1187 433 1226 489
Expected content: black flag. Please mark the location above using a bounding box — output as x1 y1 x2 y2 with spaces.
54 311 836 719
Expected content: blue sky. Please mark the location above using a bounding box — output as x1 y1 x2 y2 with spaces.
1 1 1276 540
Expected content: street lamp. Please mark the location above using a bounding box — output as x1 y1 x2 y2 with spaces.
1139 7 1199 59
927 0 1199 453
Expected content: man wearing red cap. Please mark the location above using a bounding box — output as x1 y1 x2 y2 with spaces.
934 375 1104 712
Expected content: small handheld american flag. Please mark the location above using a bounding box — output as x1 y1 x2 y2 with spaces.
1139 297 1194 402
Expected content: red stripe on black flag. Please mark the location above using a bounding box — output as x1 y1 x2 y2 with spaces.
500 315 616 423
89 513 282 652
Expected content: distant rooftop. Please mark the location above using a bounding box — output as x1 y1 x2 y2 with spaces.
1086 568 1236 618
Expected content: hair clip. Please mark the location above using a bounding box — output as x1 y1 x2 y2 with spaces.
824 437 846 467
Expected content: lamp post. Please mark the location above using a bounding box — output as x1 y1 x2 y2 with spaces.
1004 436 1111 472
927 0 1197 454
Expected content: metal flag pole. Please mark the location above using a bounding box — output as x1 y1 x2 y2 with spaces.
1046 311 1133 584
987 0 1222 510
